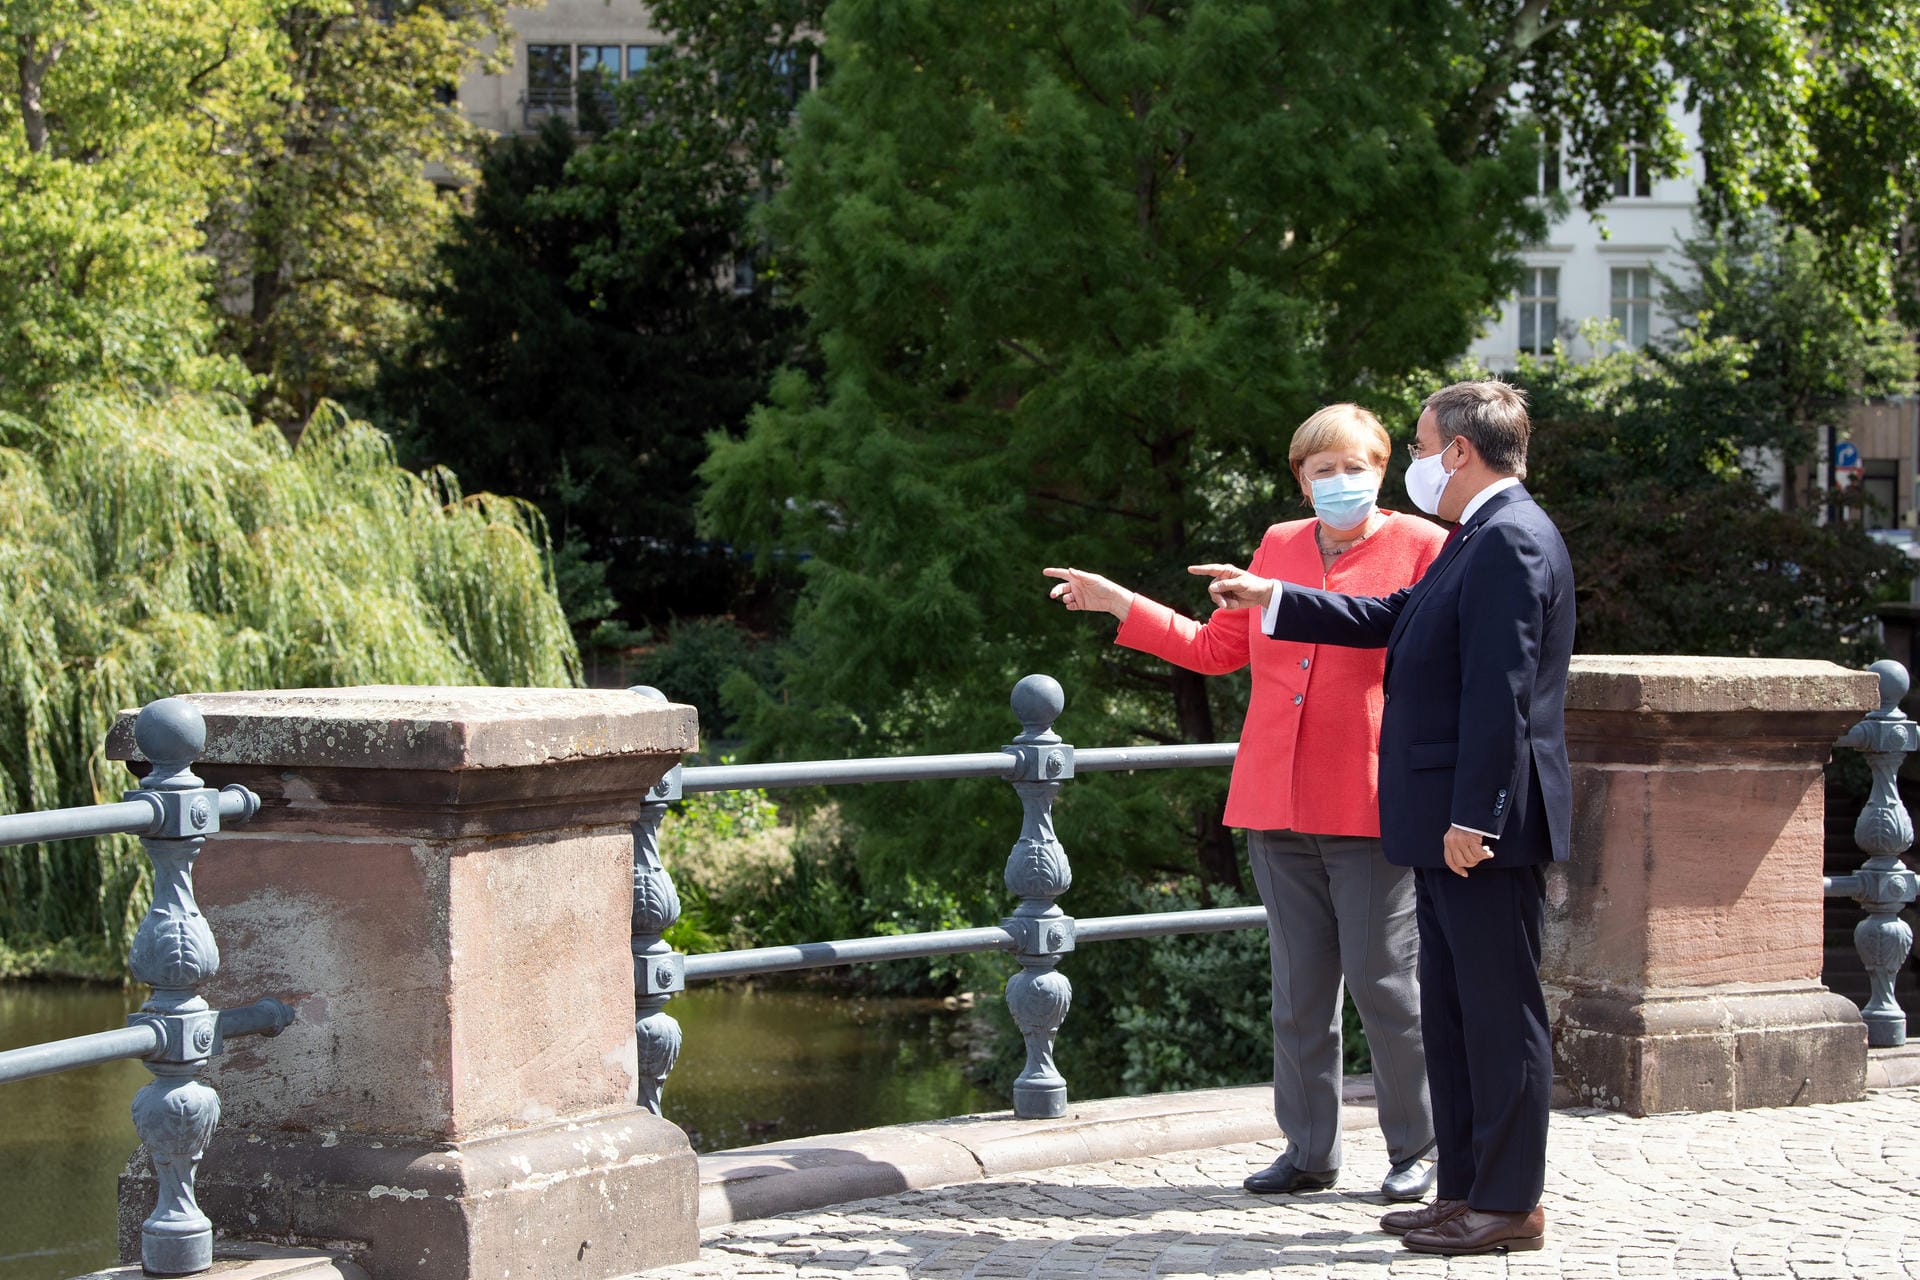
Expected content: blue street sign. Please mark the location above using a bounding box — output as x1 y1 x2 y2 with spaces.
1834 440 1861 470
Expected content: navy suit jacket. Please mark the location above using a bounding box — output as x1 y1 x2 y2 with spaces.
1265 484 1575 869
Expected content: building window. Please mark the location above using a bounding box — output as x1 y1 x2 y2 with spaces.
1537 131 1560 196
1863 458 1899 527
1517 267 1559 356
526 44 572 111
1610 267 1654 347
576 44 621 111
626 44 655 78
1612 144 1651 198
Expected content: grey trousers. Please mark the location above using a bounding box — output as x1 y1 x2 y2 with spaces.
1247 828 1433 1173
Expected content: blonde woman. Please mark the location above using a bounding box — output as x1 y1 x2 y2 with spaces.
1044 404 1443 1202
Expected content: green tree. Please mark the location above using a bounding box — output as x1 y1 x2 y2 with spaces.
1519 328 1908 661
217 0 514 428
0 0 270 409
702 0 1920 899
1660 216 1919 512
0 390 579 977
378 3 821 631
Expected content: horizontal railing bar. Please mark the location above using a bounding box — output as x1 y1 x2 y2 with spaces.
678 743 1238 795
1076 906 1268 942
681 752 1017 792
1074 744 1239 772
0 1023 163 1084
0 798 159 849
0 787 256 851
684 925 1016 981
0 998 296 1086
1824 875 1862 897
680 907 1270 984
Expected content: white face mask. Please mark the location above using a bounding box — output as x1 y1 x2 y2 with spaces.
1404 444 1458 516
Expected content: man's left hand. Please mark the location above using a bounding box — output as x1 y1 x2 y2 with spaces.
1442 826 1495 877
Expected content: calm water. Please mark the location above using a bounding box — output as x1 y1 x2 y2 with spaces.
0 981 998 1280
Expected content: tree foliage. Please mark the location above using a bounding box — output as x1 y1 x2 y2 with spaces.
0 0 270 409
1520 327 1908 662
379 2 820 631
1660 215 1919 493
219 0 514 427
0 391 579 973
702 0 1920 896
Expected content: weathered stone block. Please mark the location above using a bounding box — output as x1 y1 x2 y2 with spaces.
108 686 700 1278
1549 657 1877 1115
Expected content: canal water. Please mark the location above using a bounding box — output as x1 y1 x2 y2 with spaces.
0 981 999 1280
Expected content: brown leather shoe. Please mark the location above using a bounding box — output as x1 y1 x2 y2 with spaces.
1379 1197 1467 1236
1402 1206 1546 1255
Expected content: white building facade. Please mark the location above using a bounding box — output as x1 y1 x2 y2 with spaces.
1468 105 1705 369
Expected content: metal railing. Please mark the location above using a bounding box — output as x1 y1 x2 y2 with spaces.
0 698 295 1277
627 672 1260 1121
1826 659 1920 1048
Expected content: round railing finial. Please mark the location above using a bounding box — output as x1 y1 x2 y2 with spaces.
134 698 206 786
1011 674 1065 739
630 685 669 703
1868 660 1910 718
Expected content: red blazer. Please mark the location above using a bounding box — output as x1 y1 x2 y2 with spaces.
1114 511 1446 836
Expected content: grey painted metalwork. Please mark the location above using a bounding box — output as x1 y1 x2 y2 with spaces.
684 926 1018 981
682 752 1016 792
1074 743 1239 773
644 673 1258 1123
123 698 249 1276
1000 675 1077 1119
0 697 292 1277
1075 906 1268 942
0 780 256 849
0 998 296 1087
630 687 687 1116
1827 659 1920 1048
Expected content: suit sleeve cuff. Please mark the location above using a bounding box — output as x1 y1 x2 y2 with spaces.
1259 582 1285 636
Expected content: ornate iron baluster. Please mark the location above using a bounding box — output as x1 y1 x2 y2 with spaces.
1001 674 1075 1118
629 687 687 1114
124 699 249 1275
1832 659 1920 1048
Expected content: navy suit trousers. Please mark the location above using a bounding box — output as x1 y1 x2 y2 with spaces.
1414 862 1551 1212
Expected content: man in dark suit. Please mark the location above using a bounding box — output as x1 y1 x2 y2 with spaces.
1194 380 1574 1255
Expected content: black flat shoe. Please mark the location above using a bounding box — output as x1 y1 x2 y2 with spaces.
1242 1157 1339 1194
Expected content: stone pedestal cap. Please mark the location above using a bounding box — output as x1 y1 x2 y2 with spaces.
105 686 697 838
1568 655 1879 714
106 685 698 771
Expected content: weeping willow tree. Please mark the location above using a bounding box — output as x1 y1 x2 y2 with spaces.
0 391 580 976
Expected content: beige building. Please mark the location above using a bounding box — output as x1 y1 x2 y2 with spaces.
457 0 667 137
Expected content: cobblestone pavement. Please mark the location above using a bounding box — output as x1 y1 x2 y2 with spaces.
650 1088 1920 1280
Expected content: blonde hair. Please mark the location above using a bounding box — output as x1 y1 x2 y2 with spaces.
1287 403 1391 489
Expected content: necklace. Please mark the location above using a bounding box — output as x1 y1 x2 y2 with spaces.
1317 523 1374 557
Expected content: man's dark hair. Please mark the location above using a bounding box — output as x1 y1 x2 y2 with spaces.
1424 380 1530 478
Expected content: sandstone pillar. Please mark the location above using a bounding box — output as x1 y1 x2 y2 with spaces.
1548 657 1877 1115
106 686 700 1278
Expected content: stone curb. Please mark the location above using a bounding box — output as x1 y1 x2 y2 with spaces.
696 1079 1377 1228
73 1244 368 1280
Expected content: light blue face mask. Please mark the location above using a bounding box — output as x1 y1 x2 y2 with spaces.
1309 472 1380 531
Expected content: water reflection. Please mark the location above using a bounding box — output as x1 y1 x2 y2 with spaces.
0 983 147 1280
665 985 1001 1152
0 981 997 1279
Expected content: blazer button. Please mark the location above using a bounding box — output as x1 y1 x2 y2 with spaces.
1293 693 1303 706
1300 658 1310 669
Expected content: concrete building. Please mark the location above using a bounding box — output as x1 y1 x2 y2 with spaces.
455 0 668 138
